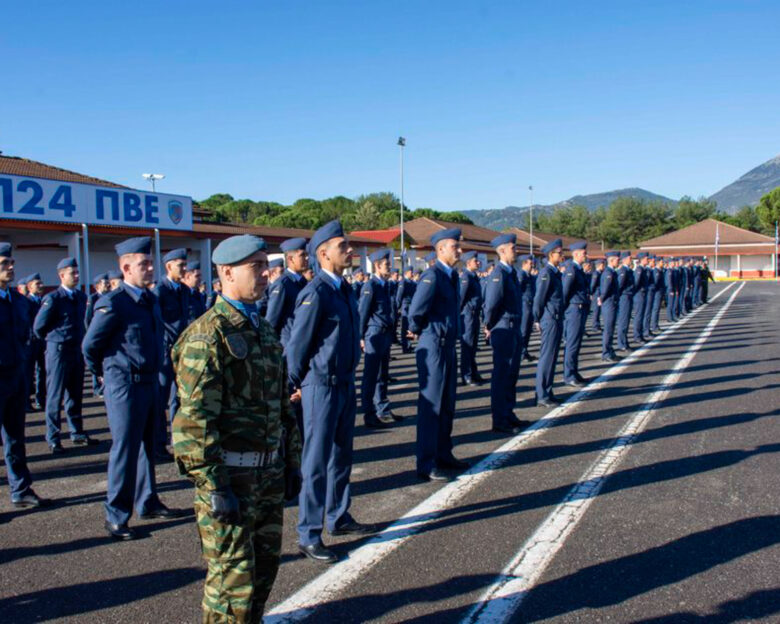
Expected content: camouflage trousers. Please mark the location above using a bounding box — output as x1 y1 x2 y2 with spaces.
194 465 285 624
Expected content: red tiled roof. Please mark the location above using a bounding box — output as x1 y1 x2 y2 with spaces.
639 219 773 247
349 227 403 244
505 228 606 257
0 155 128 189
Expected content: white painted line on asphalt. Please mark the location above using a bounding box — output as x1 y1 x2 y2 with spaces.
462 282 745 624
265 282 737 623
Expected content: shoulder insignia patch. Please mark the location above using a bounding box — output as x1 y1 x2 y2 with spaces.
225 333 248 359
301 301 312 305
423 279 431 283
187 333 216 345
492 278 499 282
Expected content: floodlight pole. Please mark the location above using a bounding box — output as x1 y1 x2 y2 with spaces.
398 137 406 268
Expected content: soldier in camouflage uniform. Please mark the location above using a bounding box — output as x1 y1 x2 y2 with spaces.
172 234 302 624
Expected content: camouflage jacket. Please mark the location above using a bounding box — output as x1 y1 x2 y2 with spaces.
172 296 301 491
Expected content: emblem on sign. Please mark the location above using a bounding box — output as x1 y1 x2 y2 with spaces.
168 200 183 224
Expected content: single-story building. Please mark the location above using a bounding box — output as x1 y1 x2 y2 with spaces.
639 218 777 278
0 155 383 291
504 228 607 258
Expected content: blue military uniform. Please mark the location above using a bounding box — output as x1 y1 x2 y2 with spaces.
396 272 417 353
351 269 364 299
600 253 620 360
85 272 109 397
0 248 41 505
286 221 363 549
692 261 703 307
533 240 565 403
265 240 308 348
682 259 692 314
358 249 396 427
408 231 463 477
562 244 589 385
23 274 47 410
590 265 603 331
665 260 677 323
83 237 169 532
519 260 536 360
153 248 190 453
483 235 523 429
185 261 207 322
459 251 483 384
33 258 90 449
388 270 400 344
616 253 634 351
649 260 665 332
632 253 649 342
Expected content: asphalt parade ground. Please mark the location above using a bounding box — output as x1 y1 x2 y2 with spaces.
1 281 778 623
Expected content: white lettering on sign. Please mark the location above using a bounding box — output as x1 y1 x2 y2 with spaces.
0 174 192 230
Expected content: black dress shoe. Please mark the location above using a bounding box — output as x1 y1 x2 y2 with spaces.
565 379 585 388
438 457 470 470
155 450 175 463
12 490 50 508
386 412 406 422
508 416 533 429
138 504 185 520
330 520 378 536
417 468 451 482
523 354 537 362
492 424 521 435
50 443 66 455
575 374 588 384
105 521 136 540
462 376 478 387
72 436 99 446
472 374 487 384
299 542 338 563
364 417 392 429
537 397 561 408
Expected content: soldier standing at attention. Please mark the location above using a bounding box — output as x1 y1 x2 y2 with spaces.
649 256 665 333
600 251 621 362
518 255 536 362
183 261 206 322
83 237 182 540
665 258 677 323
0 244 49 509
459 251 484 387
34 257 96 453
632 252 650 343
207 279 222 309
483 234 525 434
85 272 110 397
107 269 123 291
154 248 190 462
562 241 590 388
286 221 376 564
359 249 401 429
590 259 604 332
533 239 565 407
407 228 470 480
24 273 47 411
615 251 634 353
265 237 309 348
172 234 301 622
396 266 417 354
350 268 365 299
701 259 715 303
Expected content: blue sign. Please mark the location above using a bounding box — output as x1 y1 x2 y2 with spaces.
0 174 193 230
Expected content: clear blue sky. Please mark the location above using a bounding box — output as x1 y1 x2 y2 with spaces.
2 1 779 211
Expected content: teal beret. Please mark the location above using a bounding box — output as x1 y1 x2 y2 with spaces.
212 235 268 265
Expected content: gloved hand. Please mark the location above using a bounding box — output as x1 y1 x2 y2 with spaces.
284 466 303 502
209 488 241 524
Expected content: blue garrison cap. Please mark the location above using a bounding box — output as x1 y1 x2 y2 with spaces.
430 228 461 246
519 254 534 262
57 257 78 270
310 220 344 253
280 237 308 253
369 248 392 264
212 235 268 265
424 251 436 262
461 250 478 262
187 261 201 271
162 248 187 264
107 270 123 280
620 250 632 259
637 252 648 259
569 241 587 251
595 257 606 264
23 272 42 284
541 239 562 255
490 233 516 248
353 268 364 276
92 273 108 284
115 236 151 256
0 242 11 258
605 250 620 258
269 258 284 269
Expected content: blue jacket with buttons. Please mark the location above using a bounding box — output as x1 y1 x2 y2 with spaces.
33 286 87 345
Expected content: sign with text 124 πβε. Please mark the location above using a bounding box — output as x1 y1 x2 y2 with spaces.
0 174 193 230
